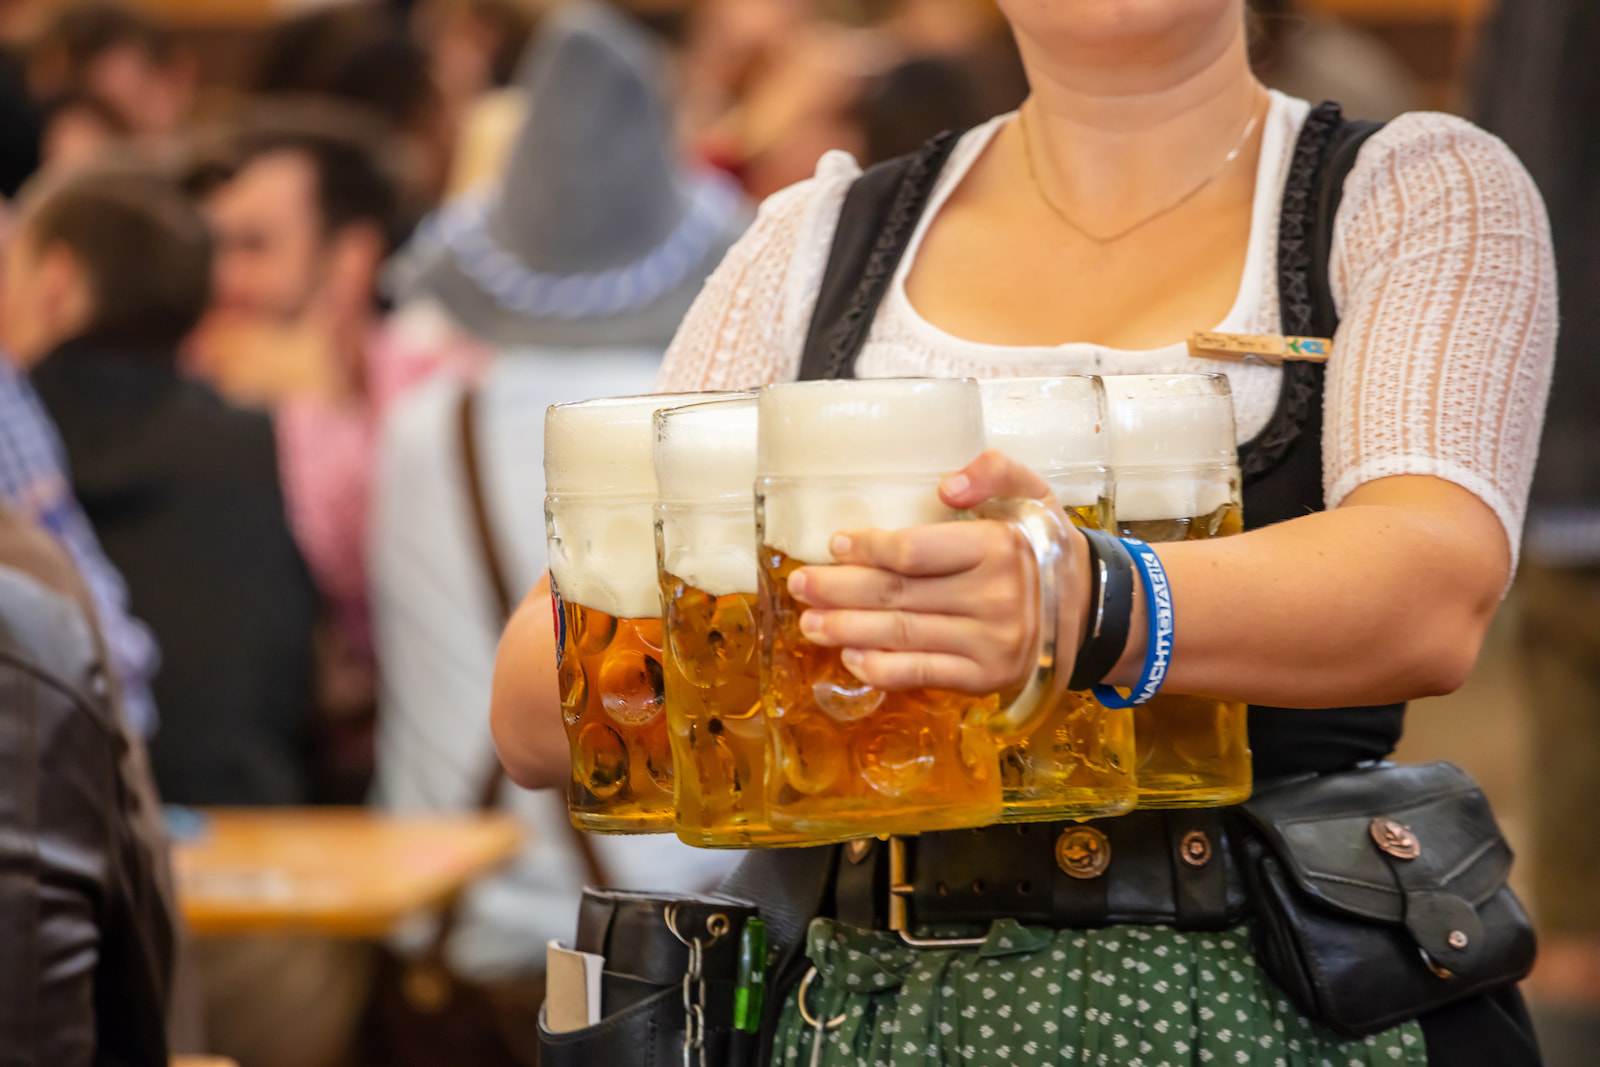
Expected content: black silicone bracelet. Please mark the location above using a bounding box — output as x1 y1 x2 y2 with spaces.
1068 528 1135 691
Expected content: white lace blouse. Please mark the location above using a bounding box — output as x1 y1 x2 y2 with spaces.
655 92 1556 559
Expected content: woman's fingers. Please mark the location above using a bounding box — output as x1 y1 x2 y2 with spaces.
789 563 978 613
799 606 1003 656
939 448 1054 510
838 648 992 693
815 519 1014 578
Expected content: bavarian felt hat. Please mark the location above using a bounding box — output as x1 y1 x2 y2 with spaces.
389 0 749 349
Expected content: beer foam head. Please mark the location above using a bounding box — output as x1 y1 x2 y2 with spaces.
654 397 759 597
546 391 741 617
980 376 1109 509
1104 374 1239 522
654 397 759 504
757 379 985 563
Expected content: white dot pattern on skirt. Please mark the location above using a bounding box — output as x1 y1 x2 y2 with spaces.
774 919 1425 1067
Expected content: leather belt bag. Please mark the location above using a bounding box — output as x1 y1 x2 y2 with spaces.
537 888 759 1067
1236 760 1537 1037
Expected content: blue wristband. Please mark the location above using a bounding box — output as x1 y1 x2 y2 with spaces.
1092 538 1174 709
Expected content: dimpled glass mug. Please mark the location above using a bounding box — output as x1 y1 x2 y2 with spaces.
545 391 741 833
1103 373 1251 809
755 378 1074 839
652 396 820 847
979 376 1137 822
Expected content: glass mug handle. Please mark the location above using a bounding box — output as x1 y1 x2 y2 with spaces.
975 496 1075 742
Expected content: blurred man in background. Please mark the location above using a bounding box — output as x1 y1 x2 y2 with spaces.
197 112 481 802
0 317 160 743
198 113 401 408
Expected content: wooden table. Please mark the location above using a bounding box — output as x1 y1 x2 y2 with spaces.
175 809 522 938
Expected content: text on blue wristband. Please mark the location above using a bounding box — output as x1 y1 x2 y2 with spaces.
1133 546 1174 704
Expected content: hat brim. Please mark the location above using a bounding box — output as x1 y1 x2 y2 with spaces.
389 199 750 351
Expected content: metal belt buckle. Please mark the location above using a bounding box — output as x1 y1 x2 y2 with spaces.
885 836 987 949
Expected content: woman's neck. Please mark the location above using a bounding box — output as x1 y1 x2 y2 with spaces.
1011 16 1264 222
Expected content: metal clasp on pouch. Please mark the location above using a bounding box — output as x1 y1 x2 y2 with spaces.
886 837 988 949
1188 331 1333 367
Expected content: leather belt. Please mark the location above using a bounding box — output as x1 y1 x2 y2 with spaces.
834 810 1250 941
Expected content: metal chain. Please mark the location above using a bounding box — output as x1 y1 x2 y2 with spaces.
681 936 707 1067
667 905 727 1067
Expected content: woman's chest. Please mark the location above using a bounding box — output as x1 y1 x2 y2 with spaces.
901 187 1258 352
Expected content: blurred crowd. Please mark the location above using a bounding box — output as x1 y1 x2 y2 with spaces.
0 4 1048 1064
0 0 1588 1065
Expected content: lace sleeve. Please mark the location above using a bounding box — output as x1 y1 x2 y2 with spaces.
654 152 860 392
1325 112 1557 563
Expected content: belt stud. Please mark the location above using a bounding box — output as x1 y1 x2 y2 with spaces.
1055 826 1111 879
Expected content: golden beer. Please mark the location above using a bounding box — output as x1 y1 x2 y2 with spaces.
759 546 1003 834
653 397 813 847
980 376 1137 822
545 391 741 833
756 378 1068 838
661 577 818 846
557 601 674 828
1105 373 1251 808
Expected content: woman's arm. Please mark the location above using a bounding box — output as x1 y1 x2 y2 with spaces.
489 576 568 789
1139 474 1506 706
792 459 1508 710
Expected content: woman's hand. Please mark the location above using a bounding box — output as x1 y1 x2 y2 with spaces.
788 449 1089 694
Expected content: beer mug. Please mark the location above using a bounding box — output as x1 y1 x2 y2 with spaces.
756 378 1072 838
546 391 741 833
653 397 814 847
1104 373 1251 808
979 376 1136 822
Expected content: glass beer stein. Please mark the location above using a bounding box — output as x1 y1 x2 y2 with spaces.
1104 373 1251 808
653 397 814 847
756 378 1071 838
979 376 1136 822
545 391 741 833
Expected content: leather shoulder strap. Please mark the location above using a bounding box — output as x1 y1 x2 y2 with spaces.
456 386 514 817
457 387 517 630
797 131 963 381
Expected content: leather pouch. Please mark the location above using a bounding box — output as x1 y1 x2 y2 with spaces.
537 888 759 1067
1236 761 1537 1037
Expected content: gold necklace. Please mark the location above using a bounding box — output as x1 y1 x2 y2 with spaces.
1018 95 1265 246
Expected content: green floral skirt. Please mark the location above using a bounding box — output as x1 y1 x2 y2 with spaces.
774 919 1427 1067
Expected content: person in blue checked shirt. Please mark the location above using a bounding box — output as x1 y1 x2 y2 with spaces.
0 354 160 736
